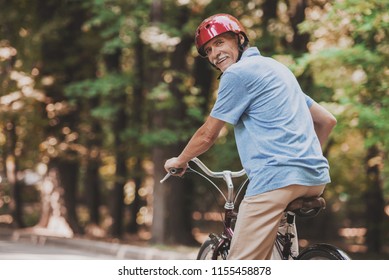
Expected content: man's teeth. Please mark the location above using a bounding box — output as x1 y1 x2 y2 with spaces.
216 57 227 64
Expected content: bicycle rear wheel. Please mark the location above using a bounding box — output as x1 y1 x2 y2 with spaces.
297 243 351 260
197 238 228 260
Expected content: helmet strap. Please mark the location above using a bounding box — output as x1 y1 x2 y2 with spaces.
237 33 248 62
237 46 244 62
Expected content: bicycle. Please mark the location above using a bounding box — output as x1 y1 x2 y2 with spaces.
161 157 351 260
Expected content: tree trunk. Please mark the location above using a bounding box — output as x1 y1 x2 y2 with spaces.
103 49 128 238
364 145 385 253
84 117 102 225
127 160 144 234
46 157 82 234
194 57 214 114
287 0 310 51
4 120 25 228
37 162 74 237
0 42 25 228
149 0 171 244
36 1 99 235
150 2 198 245
127 31 145 234
111 143 127 237
261 0 279 53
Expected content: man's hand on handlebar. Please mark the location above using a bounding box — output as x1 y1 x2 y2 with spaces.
160 157 188 183
164 157 188 177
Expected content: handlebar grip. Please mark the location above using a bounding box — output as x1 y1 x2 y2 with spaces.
169 168 183 175
159 168 184 183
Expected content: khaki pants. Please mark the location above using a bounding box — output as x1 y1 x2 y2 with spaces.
227 184 325 260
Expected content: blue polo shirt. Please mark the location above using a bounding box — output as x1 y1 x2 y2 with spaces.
210 47 330 196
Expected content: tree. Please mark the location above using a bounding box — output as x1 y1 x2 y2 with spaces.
0 53 25 227
148 0 197 245
66 0 141 238
299 0 389 253
0 1 46 228
36 0 107 235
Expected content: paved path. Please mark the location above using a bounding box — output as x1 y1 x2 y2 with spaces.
0 239 118 259
0 228 197 260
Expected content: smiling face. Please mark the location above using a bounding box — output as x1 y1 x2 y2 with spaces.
203 32 240 72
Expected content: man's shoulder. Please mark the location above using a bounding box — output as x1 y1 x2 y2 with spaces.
242 47 261 57
224 54 264 78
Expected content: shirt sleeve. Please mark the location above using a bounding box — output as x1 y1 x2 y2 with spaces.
210 71 251 125
304 94 315 108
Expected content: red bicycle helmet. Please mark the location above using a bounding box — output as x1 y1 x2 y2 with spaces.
195 14 248 57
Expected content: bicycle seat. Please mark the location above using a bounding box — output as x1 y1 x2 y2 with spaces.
285 197 326 218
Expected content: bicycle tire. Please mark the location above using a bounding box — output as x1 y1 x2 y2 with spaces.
297 243 351 260
197 238 227 260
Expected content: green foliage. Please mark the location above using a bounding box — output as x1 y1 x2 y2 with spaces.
140 128 179 147
83 0 140 55
147 83 175 110
65 74 129 99
299 0 389 208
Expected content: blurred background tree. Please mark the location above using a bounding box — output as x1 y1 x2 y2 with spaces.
297 0 389 254
0 0 388 258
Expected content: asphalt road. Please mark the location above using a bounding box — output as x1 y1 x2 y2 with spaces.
0 230 197 260
0 239 117 259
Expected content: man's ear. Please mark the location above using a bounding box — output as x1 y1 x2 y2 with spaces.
239 34 245 45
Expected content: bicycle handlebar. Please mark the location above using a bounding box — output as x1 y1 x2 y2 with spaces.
160 157 246 183
191 157 246 178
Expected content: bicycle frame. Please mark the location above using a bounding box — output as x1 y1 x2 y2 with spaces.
207 209 236 259
210 209 297 260
273 213 298 260
188 157 246 260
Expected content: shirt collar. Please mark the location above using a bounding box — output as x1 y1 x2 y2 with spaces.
217 47 261 79
241 47 261 59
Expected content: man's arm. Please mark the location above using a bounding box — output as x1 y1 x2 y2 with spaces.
309 102 337 147
164 116 225 174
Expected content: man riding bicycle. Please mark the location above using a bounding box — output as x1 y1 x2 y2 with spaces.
164 13 337 259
